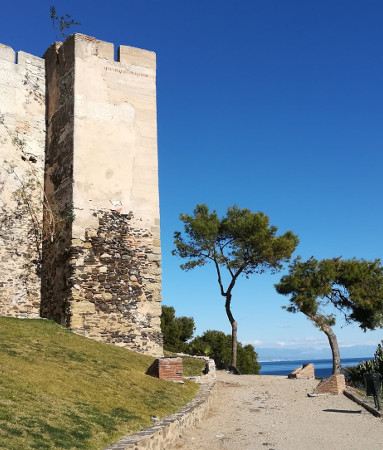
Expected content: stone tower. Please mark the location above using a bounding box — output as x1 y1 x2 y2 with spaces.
0 34 162 356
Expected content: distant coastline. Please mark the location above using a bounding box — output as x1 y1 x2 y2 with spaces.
260 357 371 378
259 356 371 363
257 344 377 362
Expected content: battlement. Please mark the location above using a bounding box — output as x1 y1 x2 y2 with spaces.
0 34 155 70
118 45 156 69
0 43 14 62
0 43 44 68
43 34 156 73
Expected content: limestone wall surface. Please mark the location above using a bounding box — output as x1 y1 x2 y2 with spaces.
0 44 45 318
70 35 162 355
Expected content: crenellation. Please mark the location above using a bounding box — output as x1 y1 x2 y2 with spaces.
74 33 114 61
0 44 45 68
118 45 156 70
17 51 45 68
0 43 15 63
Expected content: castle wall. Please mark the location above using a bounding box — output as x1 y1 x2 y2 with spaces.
40 39 75 326
42 35 162 356
0 44 45 317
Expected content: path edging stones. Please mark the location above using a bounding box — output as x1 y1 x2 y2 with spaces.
344 388 382 418
104 380 216 450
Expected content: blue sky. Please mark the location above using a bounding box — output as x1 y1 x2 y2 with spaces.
1 0 382 358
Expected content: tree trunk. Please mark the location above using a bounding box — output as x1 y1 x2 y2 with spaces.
225 293 238 370
322 323 341 375
232 320 238 368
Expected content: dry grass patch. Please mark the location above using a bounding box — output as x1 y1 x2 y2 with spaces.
163 350 206 377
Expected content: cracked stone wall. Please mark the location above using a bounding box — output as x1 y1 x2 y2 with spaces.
42 34 162 356
0 44 45 317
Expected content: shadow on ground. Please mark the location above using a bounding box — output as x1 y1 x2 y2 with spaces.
322 409 362 414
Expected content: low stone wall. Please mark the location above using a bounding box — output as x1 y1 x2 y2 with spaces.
173 353 216 381
104 380 215 450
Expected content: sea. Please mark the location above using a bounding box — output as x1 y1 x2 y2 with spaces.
260 357 371 378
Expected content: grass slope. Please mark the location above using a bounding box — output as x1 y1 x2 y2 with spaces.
0 318 199 450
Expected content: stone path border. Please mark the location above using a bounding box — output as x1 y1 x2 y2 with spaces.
104 380 215 450
344 388 382 418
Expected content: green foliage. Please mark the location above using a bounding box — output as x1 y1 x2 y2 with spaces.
0 317 198 450
188 330 231 367
187 330 261 374
239 344 261 375
275 257 383 331
374 342 383 374
345 360 375 387
161 305 195 352
345 341 383 386
173 204 299 277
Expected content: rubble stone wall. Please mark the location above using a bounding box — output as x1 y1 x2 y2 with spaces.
70 210 162 355
0 44 45 318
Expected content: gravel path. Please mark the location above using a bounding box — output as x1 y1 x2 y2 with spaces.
173 371 383 450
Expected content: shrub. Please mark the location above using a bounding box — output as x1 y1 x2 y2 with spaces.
345 342 382 387
161 305 195 352
187 330 260 374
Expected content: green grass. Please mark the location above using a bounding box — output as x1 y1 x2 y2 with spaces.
0 318 199 450
181 356 206 377
163 350 206 377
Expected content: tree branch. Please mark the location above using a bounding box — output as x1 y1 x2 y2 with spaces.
227 265 246 295
218 240 234 277
325 294 350 323
219 237 235 251
332 287 353 308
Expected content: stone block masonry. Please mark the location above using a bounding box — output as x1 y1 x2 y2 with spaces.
147 358 184 382
0 34 163 357
288 363 315 379
315 374 346 395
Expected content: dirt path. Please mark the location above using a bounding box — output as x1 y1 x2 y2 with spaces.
174 372 383 450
